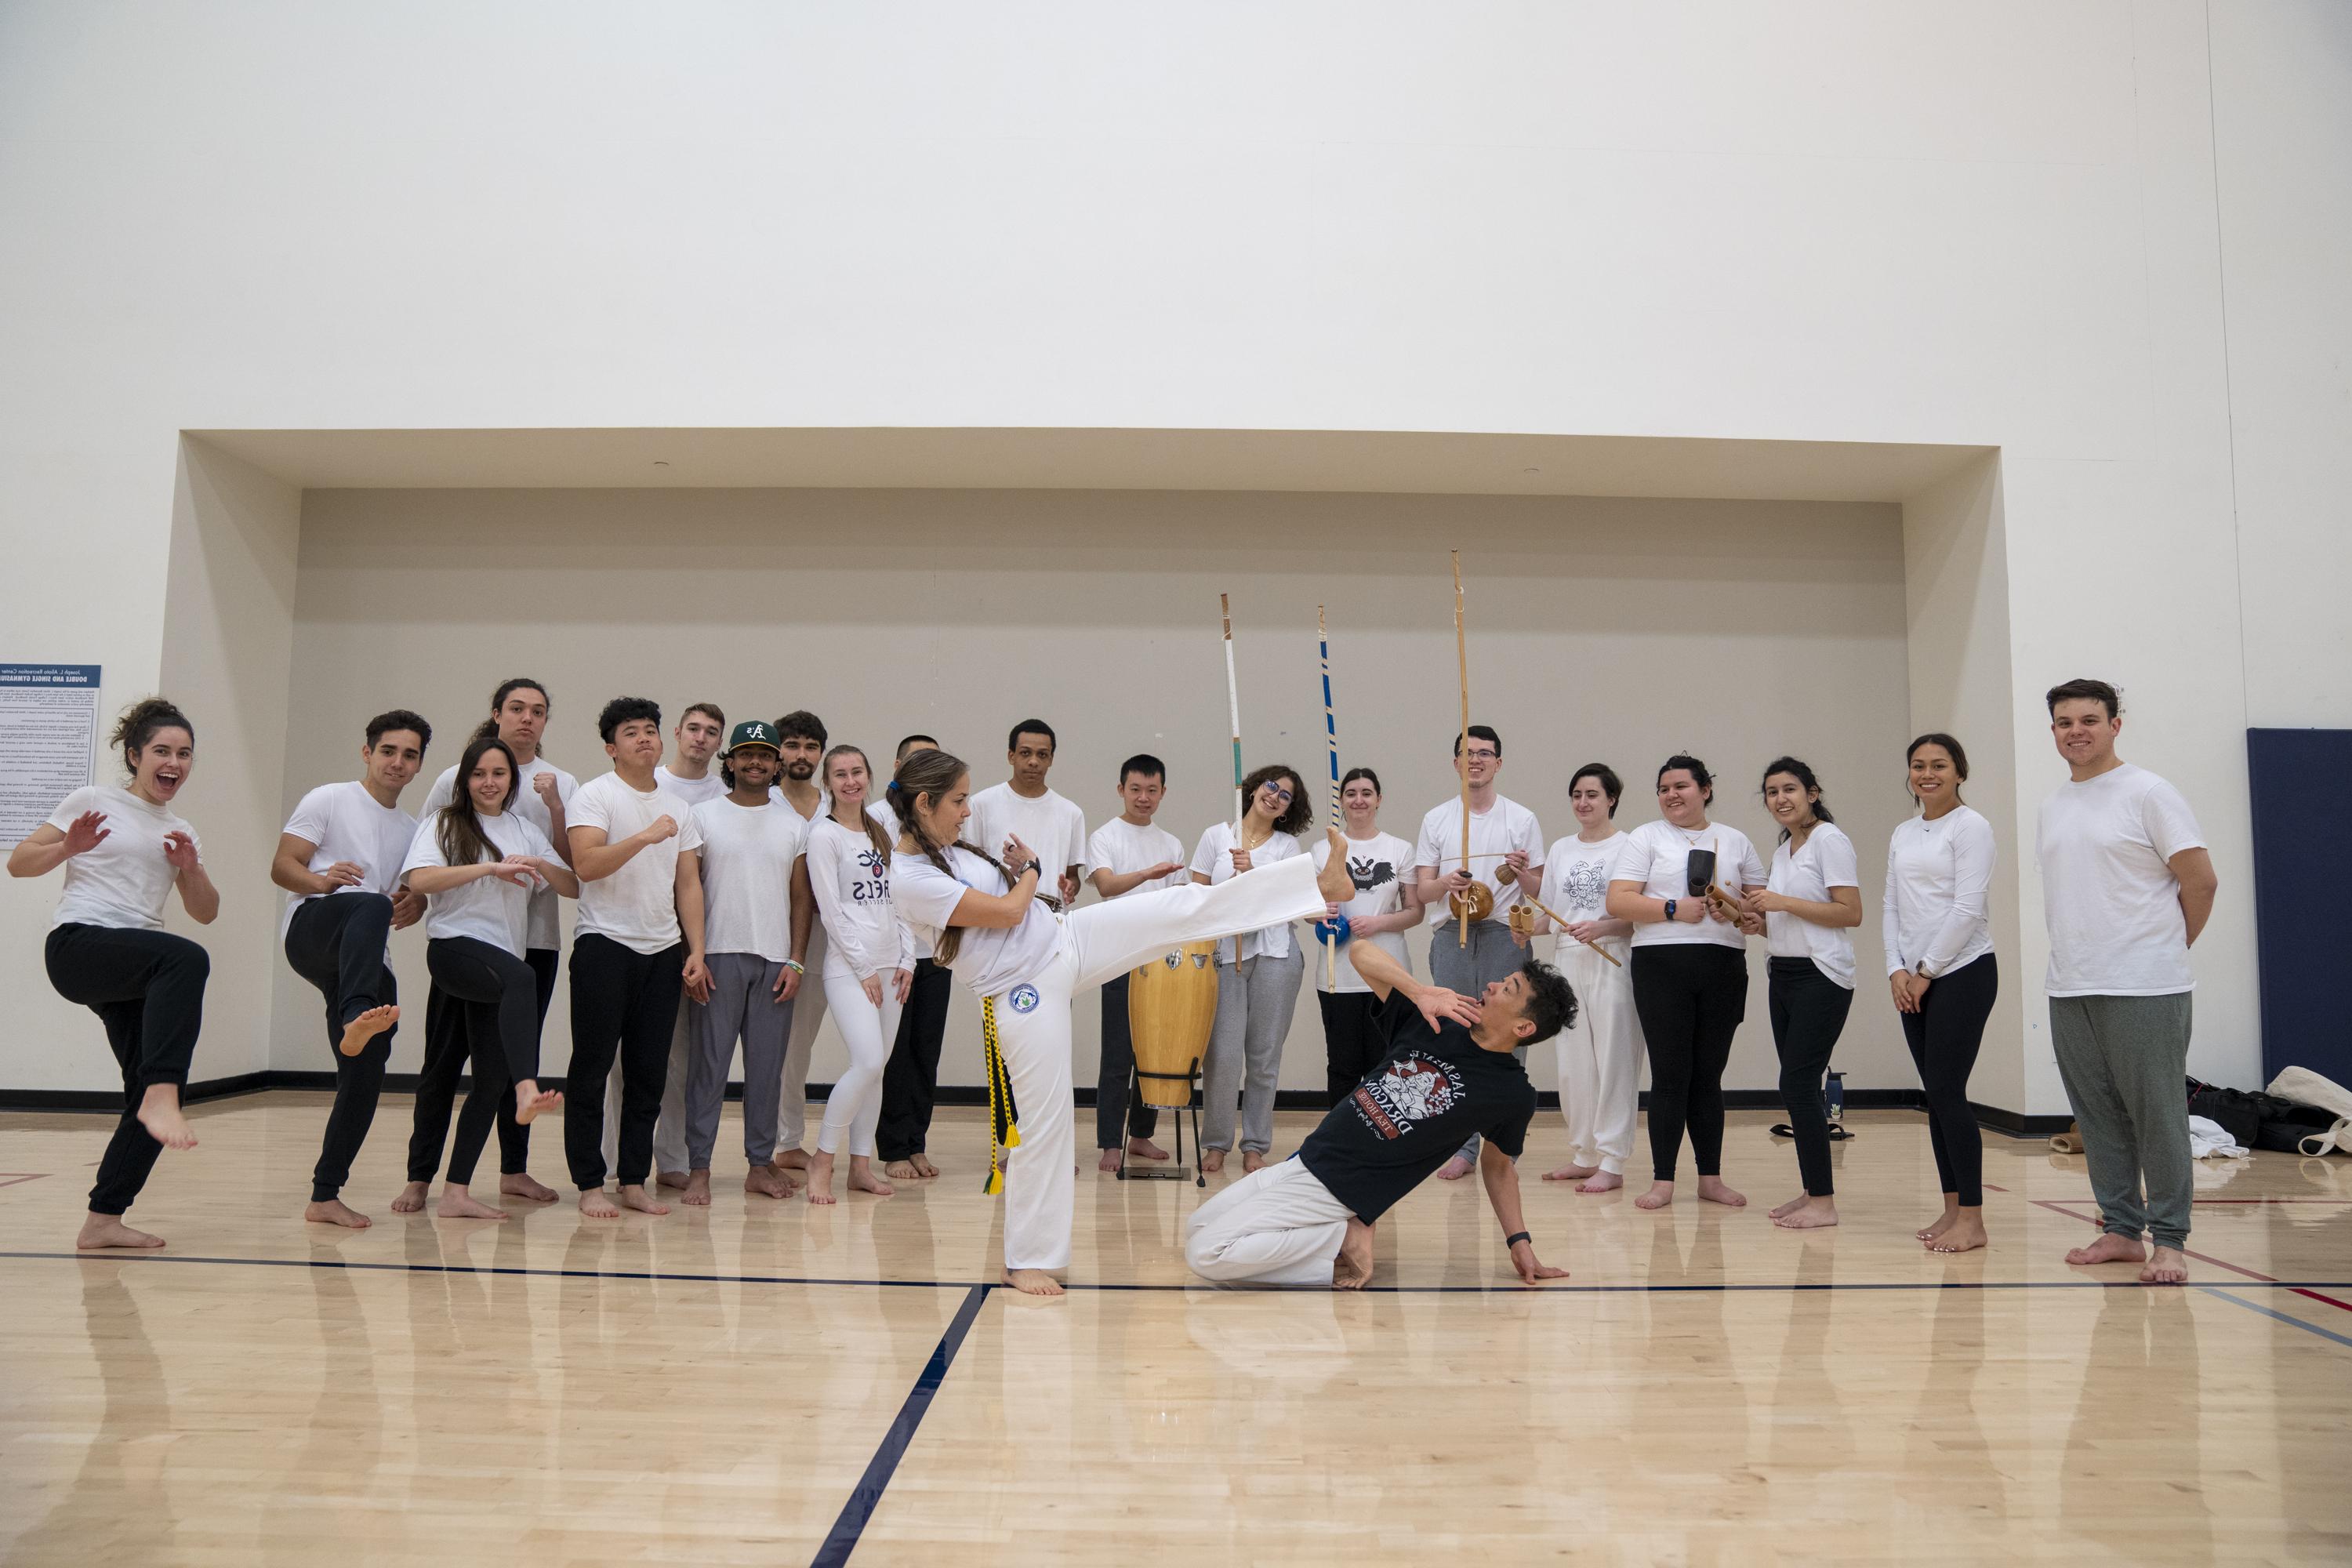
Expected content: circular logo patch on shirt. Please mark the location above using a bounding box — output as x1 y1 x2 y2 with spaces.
1009 983 1040 1014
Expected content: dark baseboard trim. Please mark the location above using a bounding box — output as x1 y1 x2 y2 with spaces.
2 1072 2067 1138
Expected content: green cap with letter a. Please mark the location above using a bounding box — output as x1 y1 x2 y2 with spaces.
726 720 781 754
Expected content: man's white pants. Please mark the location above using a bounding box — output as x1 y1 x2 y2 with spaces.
1185 1156 1356 1286
990 854 1328 1274
1556 938 1642 1175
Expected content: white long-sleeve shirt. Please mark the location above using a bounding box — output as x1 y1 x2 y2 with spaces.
806 814 914 981
1882 805 1995 979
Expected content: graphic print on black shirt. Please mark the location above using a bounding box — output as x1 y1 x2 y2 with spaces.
1350 1053 1463 1138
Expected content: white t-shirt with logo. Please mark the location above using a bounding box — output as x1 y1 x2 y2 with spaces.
44 786 201 931
1087 816 1188 900
655 766 728 809
807 815 915 981
2037 763 2206 996
1190 822 1305 964
1766 822 1860 989
279 780 416 937
401 810 558 956
691 795 806 963
421 754 577 949
1612 819 1768 951
891 844 1061 999
1312 829 1415 995
568 771 707 955
1537 830 1632 963
1413 794 1545 924
969 783 1089 891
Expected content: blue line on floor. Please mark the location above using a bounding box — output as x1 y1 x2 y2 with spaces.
4 1250 2350 1296
2201 1287 2352 1350
812 1282 991 1568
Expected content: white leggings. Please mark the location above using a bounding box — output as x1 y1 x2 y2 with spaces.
1185 1156 1355 1285
985 855 1328 1273
817 967 901 1158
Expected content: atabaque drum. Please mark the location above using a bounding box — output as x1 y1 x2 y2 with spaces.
1127 940 1218 1109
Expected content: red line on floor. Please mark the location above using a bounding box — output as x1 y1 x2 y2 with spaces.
0 1174 48 1189
1981 1182 2009 1192
2290 1288 2352 1315
2031 1199 2279 1284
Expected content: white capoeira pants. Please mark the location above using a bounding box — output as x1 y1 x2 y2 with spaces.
1555 938 1643 1174
1184 1156 1356 1285
989 854 1329 1274
817 968 901 1158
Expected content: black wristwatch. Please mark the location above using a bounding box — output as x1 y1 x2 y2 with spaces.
1504 1231 1532 1250
1663 898 1679 922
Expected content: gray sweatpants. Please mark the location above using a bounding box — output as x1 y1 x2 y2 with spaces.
2049 992 2194 1251
687 951 797 1170
1203 947 1305 1155
1428 918 1527 1160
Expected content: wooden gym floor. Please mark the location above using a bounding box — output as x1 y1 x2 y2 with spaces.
2 1094 2347 1566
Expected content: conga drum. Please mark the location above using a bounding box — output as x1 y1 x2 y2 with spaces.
1128 940 1218 1109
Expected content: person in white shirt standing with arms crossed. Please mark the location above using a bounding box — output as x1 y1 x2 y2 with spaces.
2037 677 2217 1286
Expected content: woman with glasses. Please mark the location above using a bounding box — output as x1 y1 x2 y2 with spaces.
1191 764 1314 1173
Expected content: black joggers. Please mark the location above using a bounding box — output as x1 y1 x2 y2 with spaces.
1766 956 1854 1198
424 935 548 1185
565 932 685 1192
406 946 557 1184
1630 943 1747 1183
1317 989 1387 1107
1901 953 1998 1207
45 923 209 1216
879 956 953 1163
1093 971 1162 1149
284 893 398 1203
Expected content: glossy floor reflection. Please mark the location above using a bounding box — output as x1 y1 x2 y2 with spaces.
2 1098 2347 1565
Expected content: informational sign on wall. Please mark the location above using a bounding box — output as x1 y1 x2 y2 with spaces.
0 664 101 841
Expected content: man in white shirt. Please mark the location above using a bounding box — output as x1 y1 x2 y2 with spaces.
564 697 712 1220
2037 677 2219 1287
769 708 831 1171
970 719 1089 912
1085 753 1189 1172
1412 724 1546 1178
879 733 954 1181
646 701 728 1186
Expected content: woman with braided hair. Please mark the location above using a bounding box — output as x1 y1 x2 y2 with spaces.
887 747 1356 1296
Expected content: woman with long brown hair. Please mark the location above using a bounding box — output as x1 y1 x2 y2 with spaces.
804 744 913 1204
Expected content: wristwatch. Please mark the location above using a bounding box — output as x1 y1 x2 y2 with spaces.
1664 898 1679 922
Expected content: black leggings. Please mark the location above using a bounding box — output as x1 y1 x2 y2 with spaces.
406 946 557 1183
45 923 209 1217
284 895 398 1202
1631 944 1747 1182
565 933 685 1191
425 936 544 1185
1092 972 1161 1149
1317 990 1387 1107
881 957 954 1161
1767 956 1854 1197
1902 953 1998 1207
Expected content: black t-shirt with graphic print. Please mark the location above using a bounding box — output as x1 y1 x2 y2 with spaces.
1297 989 1538 1222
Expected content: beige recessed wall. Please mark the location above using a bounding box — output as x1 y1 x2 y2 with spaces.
278 485 1915 1103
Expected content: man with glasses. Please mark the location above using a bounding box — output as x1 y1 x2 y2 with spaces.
1413 724 1545 1179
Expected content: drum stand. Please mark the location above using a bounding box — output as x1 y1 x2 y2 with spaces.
1118 1055 1206 1186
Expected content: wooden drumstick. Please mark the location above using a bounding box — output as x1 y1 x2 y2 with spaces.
1453 549 1471 948
1514 888 1625 967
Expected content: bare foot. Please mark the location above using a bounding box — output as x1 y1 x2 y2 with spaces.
1697 1176 1748 1209
889 1159 923 1180
2140 1246 2188 1285
2065 1232 2148 1268
337 1004 398 1058
390 1181 430 1214
499 1172 558 1203
578 1188 622 1219
681 1170 713 1207
513 1084 562 1125
744 1164 795 1199
1094 1149 1123 1174
1769 1193 1809 1220
806 1151 838 1205
1241 1150 1269 1174
1635 1181 1675 1210
1577 1171 1623 1194
304 1198 372 1229
656 1170 691 1191
772 1149 811 1171
1332 1216 1375 1290
1544 1163 1601 1182
1315 828 1356 902
1434 1154 1476 1182
1918 1204 1961 1243
847 1159 895 1197
1003 1268 1065 1297
615 1185 670 1216
1929 1214 1987 1254
136 1086 198 1151
1773 1197 1839 1230
1127 1137 1169 1162
911 1152 939 1178
1200 1149 1226 1174
437 1185 509 1221
77 1213 165 1250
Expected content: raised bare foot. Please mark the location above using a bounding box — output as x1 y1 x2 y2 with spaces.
1315 828 1356 902
1696 1176 1748 1208
615 1184 670 1216
1435 1154 1476 1182
655 1170 691 1191
681 1170 713 1207
1003 1268 1065 1297
1773 1197 1839 1230
1929 1214 1987 1254
1635 1181 1675 1210
77 1214 165 1250
1918 1205 1961 1243
805 1151 838 1205
437 1186 509 1221
1127 1137 1170 1161
499 1172 558 1203
1242 1150 1269 1174
2065 1232 2147 1268
1200 1149 1226 1174
1769 1193 1809 1220
136 1087 198 1151
513 1084 562 1125
1577 1171 1624 1194
888 1159 922 1180
911 1152 940 1178
1332 1216 1376 1290
744 1164 795 1199
847 1159 895 1197
338 1004 398 1058
772 1149 811 1171
1544 1163 1601 1182
304 1198 372 1229
1094 1149 1123 1173
578 1188 622 1219
390 1181 430 1214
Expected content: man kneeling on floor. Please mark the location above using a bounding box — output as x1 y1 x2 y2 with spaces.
1185 938 1577 1289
